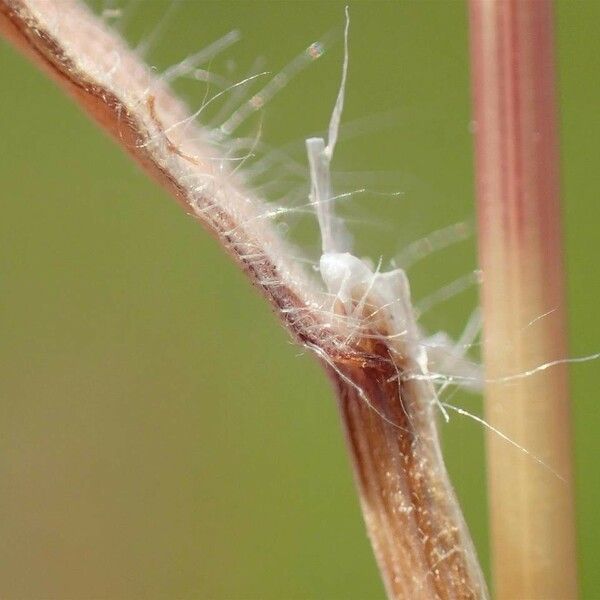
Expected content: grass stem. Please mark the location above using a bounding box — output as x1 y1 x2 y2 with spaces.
468 2 578 597
1 1 488 596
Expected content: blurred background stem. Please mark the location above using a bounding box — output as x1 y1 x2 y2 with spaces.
469 1 578 597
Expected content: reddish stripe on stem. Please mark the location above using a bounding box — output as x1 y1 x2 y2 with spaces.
468 2 577 598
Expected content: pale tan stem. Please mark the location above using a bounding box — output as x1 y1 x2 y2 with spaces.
0 1 486 596
469 1 578 598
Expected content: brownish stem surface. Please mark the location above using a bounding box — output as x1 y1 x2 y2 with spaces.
469 1 577 598
1 1 487 597
330 338 487 598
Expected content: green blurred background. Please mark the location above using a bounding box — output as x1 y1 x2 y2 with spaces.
0 1 598 598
